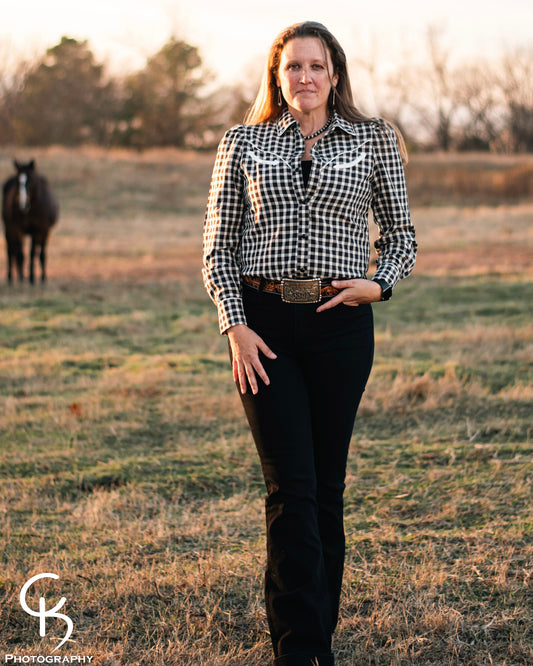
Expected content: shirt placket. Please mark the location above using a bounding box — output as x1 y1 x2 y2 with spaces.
291 136 311 277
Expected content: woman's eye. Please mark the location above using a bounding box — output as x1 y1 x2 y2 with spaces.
287 64 300 71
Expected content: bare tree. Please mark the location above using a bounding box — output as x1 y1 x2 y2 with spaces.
345 33 413 143
0 42 32 144
421 25 462 149
498 48 533 152
454 61 503 151
385 25 464 150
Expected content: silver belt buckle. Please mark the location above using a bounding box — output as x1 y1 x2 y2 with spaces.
281 278 322 303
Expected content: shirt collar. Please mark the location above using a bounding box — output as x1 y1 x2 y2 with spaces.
276 108 299 136
276 109 360 137
330 112 360 137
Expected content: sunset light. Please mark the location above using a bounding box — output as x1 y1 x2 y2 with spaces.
2 0 532 83
1 2 532 664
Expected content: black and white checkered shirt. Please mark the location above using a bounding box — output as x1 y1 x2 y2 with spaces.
203 109 417 333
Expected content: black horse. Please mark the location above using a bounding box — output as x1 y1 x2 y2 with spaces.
2 160 59 284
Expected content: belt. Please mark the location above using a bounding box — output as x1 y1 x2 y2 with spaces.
242 275 341 304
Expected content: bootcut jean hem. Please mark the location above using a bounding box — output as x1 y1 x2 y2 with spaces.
273 651 335 666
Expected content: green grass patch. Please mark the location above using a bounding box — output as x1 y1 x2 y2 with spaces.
0 146 531 663
1 272 531 664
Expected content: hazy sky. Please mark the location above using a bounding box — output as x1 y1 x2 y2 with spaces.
2 0 532 84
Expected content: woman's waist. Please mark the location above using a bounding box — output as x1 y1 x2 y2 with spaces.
241 274 361 304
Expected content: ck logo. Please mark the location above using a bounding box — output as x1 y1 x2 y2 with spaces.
19 573 74 652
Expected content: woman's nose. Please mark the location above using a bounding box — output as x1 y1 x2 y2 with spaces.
299 68 311 83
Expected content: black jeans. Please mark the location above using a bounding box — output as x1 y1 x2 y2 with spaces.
236 285 374 666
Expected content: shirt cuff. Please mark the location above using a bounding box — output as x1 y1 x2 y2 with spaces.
372 262 402 289
217 298 247 335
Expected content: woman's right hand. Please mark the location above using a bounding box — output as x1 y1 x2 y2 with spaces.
227 324 277 395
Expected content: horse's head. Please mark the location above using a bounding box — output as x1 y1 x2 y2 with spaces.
13 160 36 214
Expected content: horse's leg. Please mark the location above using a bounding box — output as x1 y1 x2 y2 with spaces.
7 242 13 284
29 236 36 284
39 237 48 283
14 239 24 282
32 231 50 283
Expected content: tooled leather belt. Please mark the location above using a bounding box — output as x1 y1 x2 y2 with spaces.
242 275 341 304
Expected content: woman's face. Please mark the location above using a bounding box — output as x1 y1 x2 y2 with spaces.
276 36 338 118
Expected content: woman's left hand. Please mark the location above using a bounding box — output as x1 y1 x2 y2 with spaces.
316 279 382 312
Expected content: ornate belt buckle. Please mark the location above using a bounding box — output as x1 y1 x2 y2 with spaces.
281 278 322 303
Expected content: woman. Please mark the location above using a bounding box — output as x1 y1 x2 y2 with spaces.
203 21 417 666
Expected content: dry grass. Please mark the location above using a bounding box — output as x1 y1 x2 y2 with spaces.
406 152 533 204
0 147 532 665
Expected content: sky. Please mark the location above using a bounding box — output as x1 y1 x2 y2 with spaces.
1 0 532 86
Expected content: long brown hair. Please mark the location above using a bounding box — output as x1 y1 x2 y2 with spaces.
244 21 408 162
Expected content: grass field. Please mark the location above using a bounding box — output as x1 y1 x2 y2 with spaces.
0 147 532 665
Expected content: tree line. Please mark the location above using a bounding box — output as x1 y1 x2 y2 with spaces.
0 31 531 152
0 36 248 150
354 27 533 153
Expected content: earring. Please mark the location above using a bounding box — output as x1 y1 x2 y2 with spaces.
331 87 336 108
277 87 282 107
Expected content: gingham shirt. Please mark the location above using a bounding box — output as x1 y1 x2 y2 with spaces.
203 109 417 333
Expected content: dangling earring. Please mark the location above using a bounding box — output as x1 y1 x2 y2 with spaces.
331 87 336 108
277 87 282 107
